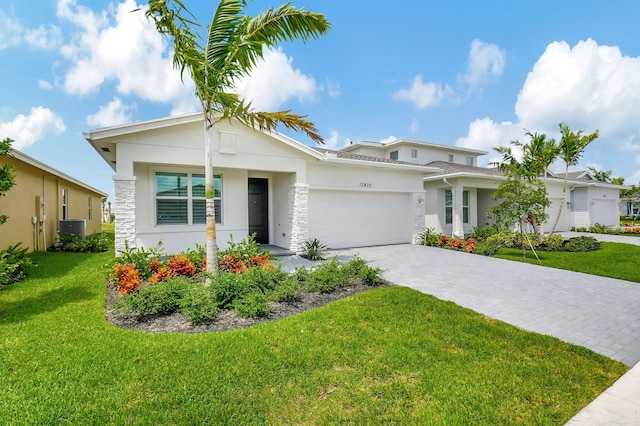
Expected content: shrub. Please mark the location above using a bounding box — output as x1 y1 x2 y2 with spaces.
474 241 501 257
589 223 614 234
234 292 271 318
301 238 327 260
167 254 197 277
218 234 273 273
447 238 465 250
437 235 448 247
209 272 255 308
0 243 33 286
564 236 600 252
110 263 142 294
542 234 565 251
53 232 112 252
359 264 384 286
486 230 518 248
417 228 440 246
118 276 191 315
267 277 300 302
115 242 165 281
179 285 218 324
304 258 349 293
469 225 499 242
465 238 476 253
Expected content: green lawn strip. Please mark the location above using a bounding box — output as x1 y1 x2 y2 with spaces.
0 251 626 424
497 242 640 283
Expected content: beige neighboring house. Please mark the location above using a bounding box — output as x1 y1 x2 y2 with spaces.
0 149 107 252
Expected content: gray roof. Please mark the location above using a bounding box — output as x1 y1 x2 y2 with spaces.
311 147 424 166
425 160 504 177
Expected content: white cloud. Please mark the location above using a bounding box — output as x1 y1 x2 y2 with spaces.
38 80 54 90
461 39 506 90
409 118 419 134
457 39 640 173
87 98 136 127
57 0 193 110
325 131 340 149
380 136 398 144
0 9 61 50
516 38 640 136
0 107 65 150
234 47 318 111
455 118 520 166
325 79 341 98
393 75 451 109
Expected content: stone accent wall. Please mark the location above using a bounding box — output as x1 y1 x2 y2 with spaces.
288 183 309 252
412 192 426 244
113 176 136 252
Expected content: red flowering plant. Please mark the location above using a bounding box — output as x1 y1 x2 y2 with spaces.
446 238 465 250
167 254 197 277
437 235 448 247
217 234 273 274
465 238 476 253
110 263 142 294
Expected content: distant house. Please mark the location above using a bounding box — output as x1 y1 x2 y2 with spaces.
341 139 625 237
0 149 107 251
84 113 436 254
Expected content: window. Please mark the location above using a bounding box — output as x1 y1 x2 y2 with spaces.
61 188 68 220
466 156 474 166
155 171 221 225
390 150 399 160
445 189 469 224
88 196 92 220
411 149 418 159
448 153 454 163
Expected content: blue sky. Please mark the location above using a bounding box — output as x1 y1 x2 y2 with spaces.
2 0 640 201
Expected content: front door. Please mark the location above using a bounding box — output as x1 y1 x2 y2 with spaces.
248 178 269 244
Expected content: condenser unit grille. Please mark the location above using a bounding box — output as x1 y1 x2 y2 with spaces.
60 219 86 240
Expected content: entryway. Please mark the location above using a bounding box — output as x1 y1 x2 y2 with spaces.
248 178 269 244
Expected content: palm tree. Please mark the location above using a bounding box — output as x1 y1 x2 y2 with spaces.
548 123 599 235
144 0 330 273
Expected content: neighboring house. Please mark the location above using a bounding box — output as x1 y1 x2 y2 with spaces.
0 149 107 251
341 139 625 237
84 113 436 254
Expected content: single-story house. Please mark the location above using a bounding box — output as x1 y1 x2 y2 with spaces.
340 138 625 237
84 113 436 254
0 149 107 251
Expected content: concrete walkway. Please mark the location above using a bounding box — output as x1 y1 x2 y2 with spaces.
278 234 640 424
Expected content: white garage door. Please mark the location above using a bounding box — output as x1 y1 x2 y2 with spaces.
591 199 617 226
308 190 412 248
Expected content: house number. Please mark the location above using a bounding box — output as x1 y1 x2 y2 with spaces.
359 182 372 188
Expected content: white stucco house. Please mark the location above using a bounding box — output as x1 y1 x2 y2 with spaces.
84 113 436 254
340 138 625 238
85 114 625 254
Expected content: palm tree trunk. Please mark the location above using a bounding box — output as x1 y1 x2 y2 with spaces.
548 167 569 235
204 115 218 274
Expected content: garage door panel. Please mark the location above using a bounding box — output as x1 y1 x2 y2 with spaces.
308 190 412 248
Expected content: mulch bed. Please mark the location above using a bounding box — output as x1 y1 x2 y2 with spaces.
106 280 393 334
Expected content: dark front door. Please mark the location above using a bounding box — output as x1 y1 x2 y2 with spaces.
248 178 269 244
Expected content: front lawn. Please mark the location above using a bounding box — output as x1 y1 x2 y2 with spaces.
0 251 626 424
497 242 640 283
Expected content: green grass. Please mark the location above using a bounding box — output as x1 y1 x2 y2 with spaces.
0 251 627 424
497 242 640 283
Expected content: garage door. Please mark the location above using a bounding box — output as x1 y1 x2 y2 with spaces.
591 199 617 226
308 190 412 248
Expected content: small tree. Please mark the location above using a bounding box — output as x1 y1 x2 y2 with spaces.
548 123 599 235
0 138 16 225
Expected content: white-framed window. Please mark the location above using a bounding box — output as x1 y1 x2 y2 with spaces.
155 171 222 225
390 150 399 160
445 189 469 224
411 149 418 159
466 156 474 166
61 188 68 220
88 196 92 220
448 153 454 163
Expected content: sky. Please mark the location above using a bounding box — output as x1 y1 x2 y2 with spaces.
2 0 640 201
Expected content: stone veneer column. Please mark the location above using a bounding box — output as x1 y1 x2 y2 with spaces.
288 183 309 253
113 175 136 253
412 192 426 244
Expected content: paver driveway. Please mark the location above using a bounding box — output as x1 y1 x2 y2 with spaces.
331 244 640 367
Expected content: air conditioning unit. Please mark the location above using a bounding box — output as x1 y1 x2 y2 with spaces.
60 219 86 240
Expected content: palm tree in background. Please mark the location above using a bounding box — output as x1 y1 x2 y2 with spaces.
144 0 330 273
